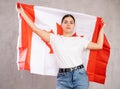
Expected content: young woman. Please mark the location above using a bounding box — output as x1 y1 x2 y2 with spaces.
16 5 105 89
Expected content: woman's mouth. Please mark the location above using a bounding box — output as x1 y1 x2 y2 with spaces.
66 27 71 29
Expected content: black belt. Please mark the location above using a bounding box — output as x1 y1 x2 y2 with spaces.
59 64 84 73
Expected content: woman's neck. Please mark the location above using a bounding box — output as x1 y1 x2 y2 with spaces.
63 32 72 37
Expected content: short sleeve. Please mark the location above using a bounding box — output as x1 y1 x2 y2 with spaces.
81 38 89 49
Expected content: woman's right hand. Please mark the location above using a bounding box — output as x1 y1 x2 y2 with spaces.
16 3 23 13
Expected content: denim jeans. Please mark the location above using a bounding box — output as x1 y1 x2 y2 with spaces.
56 68 89 89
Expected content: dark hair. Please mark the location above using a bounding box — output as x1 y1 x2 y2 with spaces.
61 14 75 23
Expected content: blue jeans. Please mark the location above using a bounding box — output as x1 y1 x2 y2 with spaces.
56 68 89 89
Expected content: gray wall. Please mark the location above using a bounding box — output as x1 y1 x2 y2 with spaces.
0 0 120 89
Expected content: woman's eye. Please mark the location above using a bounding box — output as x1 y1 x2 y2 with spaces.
70 22 74 24
63 21 74 24
64 21 68 24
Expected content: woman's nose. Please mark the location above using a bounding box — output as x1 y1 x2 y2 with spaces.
67 22 71 25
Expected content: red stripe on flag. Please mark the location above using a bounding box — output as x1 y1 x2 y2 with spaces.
18 3 35 71
87 17 110 84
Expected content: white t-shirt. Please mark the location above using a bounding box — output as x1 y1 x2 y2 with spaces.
50 33 89 68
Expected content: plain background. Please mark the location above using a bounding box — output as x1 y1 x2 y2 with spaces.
0 0 120 89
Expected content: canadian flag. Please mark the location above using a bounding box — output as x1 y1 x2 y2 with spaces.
16 3 110 84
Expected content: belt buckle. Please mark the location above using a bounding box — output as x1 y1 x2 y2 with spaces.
70 67 77 71
74 67 77 70
70 68 73 71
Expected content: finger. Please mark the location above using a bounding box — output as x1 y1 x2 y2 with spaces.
101 19 104 24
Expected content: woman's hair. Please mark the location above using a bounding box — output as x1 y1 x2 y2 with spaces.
61 14 75 23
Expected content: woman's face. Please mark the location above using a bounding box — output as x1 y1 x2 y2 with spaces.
61 17 75 34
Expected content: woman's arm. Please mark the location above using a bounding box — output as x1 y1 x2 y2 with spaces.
87 24 105 50
16 6 50 42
